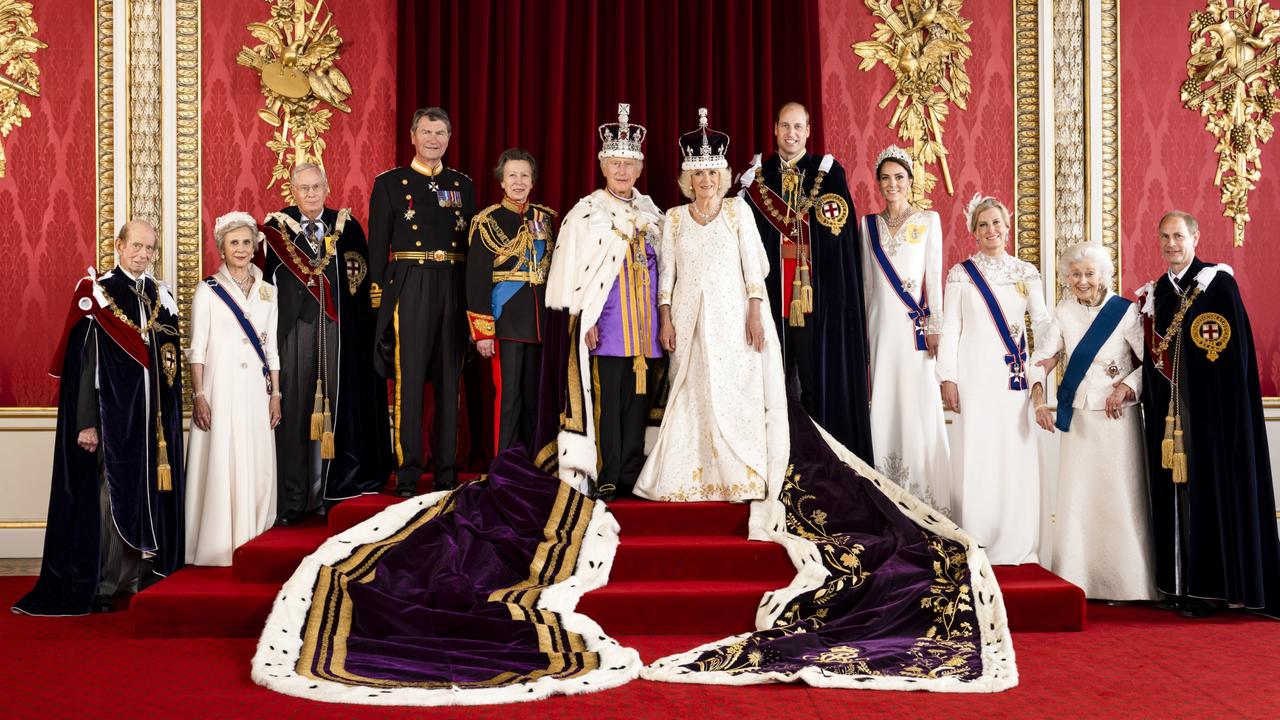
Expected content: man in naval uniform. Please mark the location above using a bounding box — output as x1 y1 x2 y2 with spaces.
738 101 873 459
14 221 185 616
1138 210 1280 618
368 107 476 497
261 163 390 525
546 103 664 501
466 148 557 454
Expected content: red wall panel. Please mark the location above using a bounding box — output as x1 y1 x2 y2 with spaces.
818 0 1015 272
1122 1 1280 394
200 0 398 272
0 1 96 406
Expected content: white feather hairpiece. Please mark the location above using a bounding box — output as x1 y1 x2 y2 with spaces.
964 192 987 227
213 211 264 244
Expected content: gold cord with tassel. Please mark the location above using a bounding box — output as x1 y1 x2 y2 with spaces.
321 396 335 459
799 264 813 313
633 355 648 395
310 382 324 440
1161 409 1175 469
155 408 172 492
1171 414 1188 484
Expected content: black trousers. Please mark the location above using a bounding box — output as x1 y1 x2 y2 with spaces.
592 355 653 496
784 322 814 414
276 313 338 515
392 268 463 491
496 340 541 453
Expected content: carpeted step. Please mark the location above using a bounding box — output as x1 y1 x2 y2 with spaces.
577 580 778 635
329 495 754 537
132 567 279 638
610 536 794 582
992 564 1086 632
231 522 330 584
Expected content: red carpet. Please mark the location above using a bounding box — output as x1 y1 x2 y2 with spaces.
132 494 1085 638
5 578 1278 718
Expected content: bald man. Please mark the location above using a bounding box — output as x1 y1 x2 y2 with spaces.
14 221 187 616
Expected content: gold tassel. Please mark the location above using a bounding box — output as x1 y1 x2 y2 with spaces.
1171 416 1188 484
155 413 172 492
632 354 648 395
320 396 335 459
789 273 805 327
1160 412 1175 470
310 382 324 440
799 265 813 313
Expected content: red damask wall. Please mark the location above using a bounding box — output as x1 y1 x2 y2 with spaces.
201 0 398 272
818 0 1015 272
0 1 96 406
1122 1 1280 395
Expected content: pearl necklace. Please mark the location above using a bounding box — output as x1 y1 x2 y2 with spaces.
229 269 253 295
691 200 721 223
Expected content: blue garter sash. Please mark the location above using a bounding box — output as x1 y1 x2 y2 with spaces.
866 215 929 350
1054 294 1131 431
960 259 1027 391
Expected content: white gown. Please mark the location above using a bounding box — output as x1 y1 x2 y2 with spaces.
185 265 280 566
937 252 1049 565
860 210 952 517
1029 291 1157 600
634 198 788 538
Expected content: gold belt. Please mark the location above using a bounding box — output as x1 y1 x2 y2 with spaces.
491 270 545 285
390 250 466 263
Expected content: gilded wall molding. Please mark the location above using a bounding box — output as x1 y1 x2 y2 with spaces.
174 0 201 349
1099 0 1121 289
1013 0 1042 267
95 0 116 271
127 0 162 263
1053 0 1085 257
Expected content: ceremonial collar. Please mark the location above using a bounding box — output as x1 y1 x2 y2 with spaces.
778 152 805 170
501 197 529 214
606 188 636 204
411 158 444 177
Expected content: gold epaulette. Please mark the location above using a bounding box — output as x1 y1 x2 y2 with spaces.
374 166 405 179
530 203 559 218
449 168 473 182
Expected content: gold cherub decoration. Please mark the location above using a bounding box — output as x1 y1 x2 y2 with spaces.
0 0 45 178
237 0 352 200
1181 0 1280 246
853 0 972 208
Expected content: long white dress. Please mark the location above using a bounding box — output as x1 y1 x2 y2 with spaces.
937 252 1049 565
860 210 952 517
634 197 788 538
185 265 280 566
1029 291 1157 600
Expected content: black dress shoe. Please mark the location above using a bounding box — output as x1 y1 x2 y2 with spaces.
1157 596 1184 612
1179 599 1216 618
274 512 302 527
394 487 415 499
91 594 115 613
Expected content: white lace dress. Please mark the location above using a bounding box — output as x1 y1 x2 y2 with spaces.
634 198 788 538
937 252 1049 565
860 210 952 517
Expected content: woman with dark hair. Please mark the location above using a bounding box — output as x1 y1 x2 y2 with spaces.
859 145 951 517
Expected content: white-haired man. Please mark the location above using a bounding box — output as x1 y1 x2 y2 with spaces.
546 102 664 501
262 163 389 525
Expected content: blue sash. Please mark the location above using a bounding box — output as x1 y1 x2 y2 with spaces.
960 259 1027 390
491 237 546 321
1054 294 1132 432
865 215 929 350
205 277 271 392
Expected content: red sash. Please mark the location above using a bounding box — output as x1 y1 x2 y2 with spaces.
744 179 809 318
50 277 151 376
262 222 338 322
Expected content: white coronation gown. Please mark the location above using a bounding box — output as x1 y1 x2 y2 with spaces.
1029 291 1157 600
860 210 952 517
634 197 788 539
937 252 1049 565
185 265 280 566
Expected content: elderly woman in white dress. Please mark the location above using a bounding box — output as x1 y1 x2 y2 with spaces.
186 212 282 566
1029 243 1156 600
859 145 951 517
634 109 788 539
937 195 1049 565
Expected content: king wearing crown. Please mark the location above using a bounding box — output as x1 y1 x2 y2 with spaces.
738 101 873 459
546 102 665 501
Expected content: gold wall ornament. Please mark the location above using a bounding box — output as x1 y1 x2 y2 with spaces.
0 0 46 178
852 0 973 207
1181 0 1280 247
236 0 352 201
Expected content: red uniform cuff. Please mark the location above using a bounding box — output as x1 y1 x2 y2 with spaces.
468 311 496 341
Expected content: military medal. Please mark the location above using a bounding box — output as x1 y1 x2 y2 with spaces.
1106 362 1121 378
404 197 415 221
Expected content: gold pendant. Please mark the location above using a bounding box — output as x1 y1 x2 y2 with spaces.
403 208 416 221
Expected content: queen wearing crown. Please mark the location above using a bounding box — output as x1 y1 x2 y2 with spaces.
632 110 787 538
936 195 1050 565
859 146 952 517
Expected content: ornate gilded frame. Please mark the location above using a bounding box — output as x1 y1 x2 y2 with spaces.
1012 0 1042 268
1099 0 1121 289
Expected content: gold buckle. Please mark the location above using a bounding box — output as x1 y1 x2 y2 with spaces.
431 250 447 261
